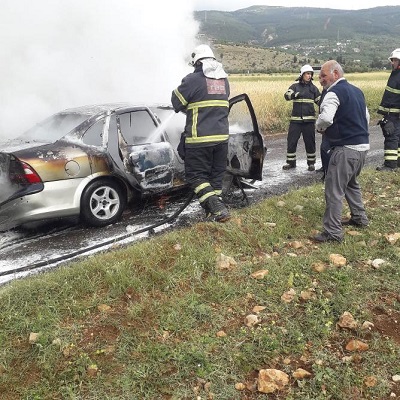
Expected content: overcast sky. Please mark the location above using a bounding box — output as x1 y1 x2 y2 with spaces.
193 0 400 11
1 0 398 140
0 0 199 139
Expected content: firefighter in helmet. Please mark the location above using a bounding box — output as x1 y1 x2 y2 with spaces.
171 44 231 222
376 48 400 171
283 64 321 171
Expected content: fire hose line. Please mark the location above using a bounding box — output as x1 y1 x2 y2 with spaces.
0 192 196 278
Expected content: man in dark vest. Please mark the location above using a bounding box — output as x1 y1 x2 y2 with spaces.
312 60 370 243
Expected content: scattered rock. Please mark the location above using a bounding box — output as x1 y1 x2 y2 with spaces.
384 233 400 244
329 253 347 267
216 330 227 337
364 376 377 387
393 375 400 382
311 261 326 272
98 304 111 312
292 368 312 379
216 253 237 271
361 321 375 330
300 289 317 301
276 201 286 207
371 258 385 269
87 364 99 377
264 222 276 227
235 382 246 391
347 230 362 236
29 332 40 344
281 288 296 303
289 241 303 249
245 314 259 327
257 369 289 394
253 305 267 313
338 311 358 330
345 339 369 352
173 243 182 251
250 269 269 279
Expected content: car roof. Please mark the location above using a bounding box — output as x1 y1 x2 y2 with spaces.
61 102 173 116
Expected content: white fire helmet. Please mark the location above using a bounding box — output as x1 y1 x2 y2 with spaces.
300 64 314 78
388 48 400 61
189 44 215 66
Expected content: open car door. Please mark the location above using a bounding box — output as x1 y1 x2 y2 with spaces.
227 93 265 181
116 108 175 194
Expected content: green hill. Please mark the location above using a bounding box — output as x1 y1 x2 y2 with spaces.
194 6 400 72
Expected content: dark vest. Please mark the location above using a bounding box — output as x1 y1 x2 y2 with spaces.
325 80 369 147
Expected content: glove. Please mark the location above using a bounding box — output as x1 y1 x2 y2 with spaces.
177 132 186 160
378 117 395 137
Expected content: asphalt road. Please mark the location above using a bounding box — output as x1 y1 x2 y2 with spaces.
0 125 385 284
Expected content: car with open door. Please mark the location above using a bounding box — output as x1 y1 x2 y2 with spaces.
0 94 265 230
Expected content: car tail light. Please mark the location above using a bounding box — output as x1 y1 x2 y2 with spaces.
10 160 42 185
21 162 42 184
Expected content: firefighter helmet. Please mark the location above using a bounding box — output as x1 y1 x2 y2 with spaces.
189 44 215 66
388 48 400 61
300 64 314 77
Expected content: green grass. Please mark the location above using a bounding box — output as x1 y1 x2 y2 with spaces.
1 168 400 399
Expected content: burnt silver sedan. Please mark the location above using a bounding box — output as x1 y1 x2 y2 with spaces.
0 94 265 230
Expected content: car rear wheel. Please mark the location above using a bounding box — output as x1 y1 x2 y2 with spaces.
80 179 126 227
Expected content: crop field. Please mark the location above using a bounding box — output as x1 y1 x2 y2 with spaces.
230 71 389 135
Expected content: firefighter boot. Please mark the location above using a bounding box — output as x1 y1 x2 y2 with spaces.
307 164 315 171
204 195 230 222
282 161 296 170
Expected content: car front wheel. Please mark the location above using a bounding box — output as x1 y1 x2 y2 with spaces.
80 179 126 227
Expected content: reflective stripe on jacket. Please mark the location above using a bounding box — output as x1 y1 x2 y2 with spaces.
171 65 230 147
378 69 400 117
284 81 321 123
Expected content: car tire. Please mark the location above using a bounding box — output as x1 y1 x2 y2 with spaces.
80 179 126 227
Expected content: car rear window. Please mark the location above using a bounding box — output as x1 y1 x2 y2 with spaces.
23 112 90 142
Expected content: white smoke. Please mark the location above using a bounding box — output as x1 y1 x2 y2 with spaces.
0 0 199 140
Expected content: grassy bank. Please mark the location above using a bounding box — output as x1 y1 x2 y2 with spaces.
0 168 399 399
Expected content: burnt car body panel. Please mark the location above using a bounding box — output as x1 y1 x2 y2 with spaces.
0 95 265 230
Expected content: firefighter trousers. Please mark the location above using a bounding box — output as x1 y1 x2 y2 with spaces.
382 116 400 168
286 122 316 166
184 142 228 206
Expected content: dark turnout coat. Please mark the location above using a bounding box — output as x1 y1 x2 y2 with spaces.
171 64 230 148
284 80 321 123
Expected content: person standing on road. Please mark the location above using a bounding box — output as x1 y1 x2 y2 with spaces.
283 64 321 171
171 44 231 222
376 48 400 171
312 60 370 243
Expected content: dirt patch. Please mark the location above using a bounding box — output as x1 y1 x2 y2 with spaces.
373 309 400 344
